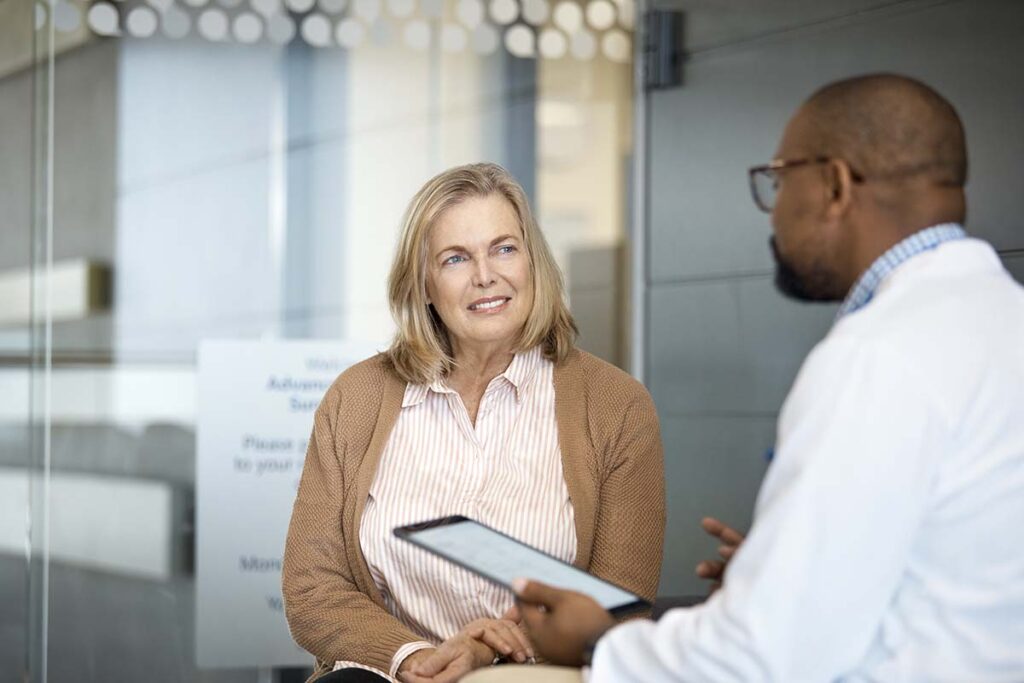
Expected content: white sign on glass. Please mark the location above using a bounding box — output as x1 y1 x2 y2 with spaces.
195 339 379 668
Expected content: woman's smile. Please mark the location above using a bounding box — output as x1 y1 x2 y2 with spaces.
468 296 512 313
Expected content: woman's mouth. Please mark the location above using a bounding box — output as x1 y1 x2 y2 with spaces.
468 296 511 312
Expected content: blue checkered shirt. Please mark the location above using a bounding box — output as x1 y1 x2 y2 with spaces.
836 223 967 320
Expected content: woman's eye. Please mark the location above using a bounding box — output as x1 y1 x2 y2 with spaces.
497 244 516 255
443 254 466 266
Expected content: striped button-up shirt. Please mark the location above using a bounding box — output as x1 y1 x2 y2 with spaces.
348 345 576 679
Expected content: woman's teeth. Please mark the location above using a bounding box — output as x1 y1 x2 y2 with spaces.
470 298 508 310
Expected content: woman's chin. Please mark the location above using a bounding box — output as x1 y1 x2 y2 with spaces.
453 325 523 350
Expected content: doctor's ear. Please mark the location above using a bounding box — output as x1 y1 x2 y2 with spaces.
824 159 854 214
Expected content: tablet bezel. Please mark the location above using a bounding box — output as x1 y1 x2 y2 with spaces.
393 514 651 617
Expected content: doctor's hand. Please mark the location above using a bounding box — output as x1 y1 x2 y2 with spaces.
512 579 615 667
500 604 521 624
695 516 745 593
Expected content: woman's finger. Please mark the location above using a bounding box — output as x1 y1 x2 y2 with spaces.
474 625 516 657
493 621 531 661
412 645 460 677
718 544 737 560
501 605 521 623
501 619 535 658
409 649 472 683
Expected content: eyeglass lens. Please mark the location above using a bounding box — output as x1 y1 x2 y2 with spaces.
754 170 778 211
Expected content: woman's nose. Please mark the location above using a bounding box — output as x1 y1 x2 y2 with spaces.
473 258 496 287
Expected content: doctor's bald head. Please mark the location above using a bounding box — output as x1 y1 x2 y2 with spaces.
760 73 968 302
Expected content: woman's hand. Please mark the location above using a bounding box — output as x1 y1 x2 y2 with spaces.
397 617 533 683
396 648 437 679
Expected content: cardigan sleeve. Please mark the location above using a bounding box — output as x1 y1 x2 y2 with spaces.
282 386 425 674
587 385 666 605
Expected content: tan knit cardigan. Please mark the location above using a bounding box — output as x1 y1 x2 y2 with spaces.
282 349 665 678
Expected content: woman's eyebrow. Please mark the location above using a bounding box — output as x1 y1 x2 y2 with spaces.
489 233 519 246
435 234 519 259
434 244 466 259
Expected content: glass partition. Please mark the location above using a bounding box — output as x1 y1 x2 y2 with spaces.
0 3 56 681
0 0 637 679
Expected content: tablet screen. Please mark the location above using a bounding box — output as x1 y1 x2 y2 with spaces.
395 516 647 614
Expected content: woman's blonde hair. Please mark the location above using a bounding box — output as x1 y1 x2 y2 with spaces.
386 162 577 385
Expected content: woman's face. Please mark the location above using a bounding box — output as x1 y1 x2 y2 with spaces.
425 193 534 357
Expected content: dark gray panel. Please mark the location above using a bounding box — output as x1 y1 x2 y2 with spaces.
568 244 622 290
571 286 621 367
0 423 196 485
0 53 32 271
654 0 914 53
658 414 775 596
9 557 286 683
648 276 834 415
1003 252 1024 285
569 244 625 367
54 40 118 265
648 62 803 282
51 313 116 356
649 0 1024 282
0 492 28 680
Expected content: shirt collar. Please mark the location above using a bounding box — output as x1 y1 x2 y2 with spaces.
499 345 543 401
401 382 431 408
836 222 966 320
400 345 544 407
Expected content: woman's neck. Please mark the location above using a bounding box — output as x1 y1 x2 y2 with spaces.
446 343 517 424
448 342 516 393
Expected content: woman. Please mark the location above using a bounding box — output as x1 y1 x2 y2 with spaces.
282 163 664 683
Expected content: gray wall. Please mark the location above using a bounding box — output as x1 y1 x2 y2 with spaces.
645 0 1024 596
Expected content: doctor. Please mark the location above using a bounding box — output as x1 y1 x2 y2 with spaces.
492 73 1024 682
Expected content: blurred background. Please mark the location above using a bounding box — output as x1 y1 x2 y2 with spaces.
1 0 1022 680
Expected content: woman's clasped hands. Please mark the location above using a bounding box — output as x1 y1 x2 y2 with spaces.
397 612 534 683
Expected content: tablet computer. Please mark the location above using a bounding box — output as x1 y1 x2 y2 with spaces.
393 515 650 617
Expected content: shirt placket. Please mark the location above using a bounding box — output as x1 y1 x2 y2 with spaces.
442 388 490 514
468 383 503 512
436 390 484 606
470 382 507 603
